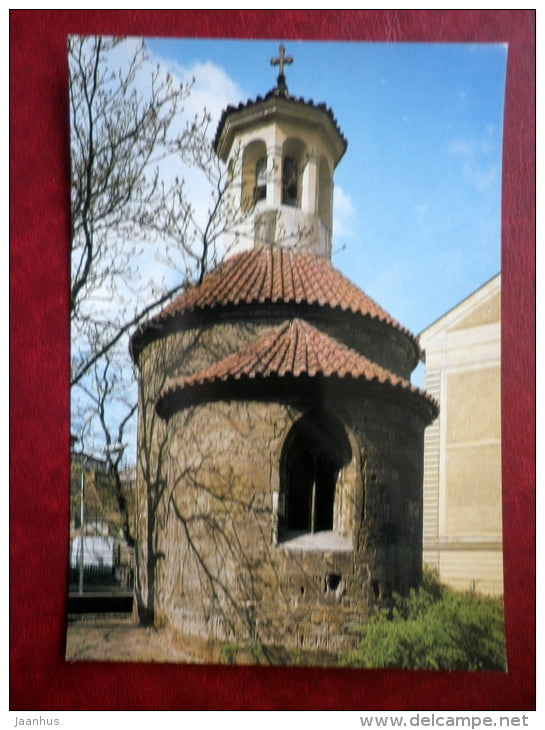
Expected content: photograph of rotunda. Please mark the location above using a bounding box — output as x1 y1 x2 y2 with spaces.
67 38 506 668
130 64 438 660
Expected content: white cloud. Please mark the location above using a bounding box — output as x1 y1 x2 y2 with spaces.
95 36 244 123
102 44 249 288
448 139 471 157
180 60 245 123
332 184 356 242
145 48 245 129
144 49 248 245
448 130 499 193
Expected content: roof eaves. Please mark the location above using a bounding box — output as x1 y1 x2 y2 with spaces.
155 318 437 419
213 91 347 160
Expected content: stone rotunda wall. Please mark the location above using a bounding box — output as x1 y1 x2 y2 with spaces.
134 312 429 660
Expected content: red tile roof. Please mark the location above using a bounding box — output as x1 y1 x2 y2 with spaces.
157 318 436 415
153 246 415 341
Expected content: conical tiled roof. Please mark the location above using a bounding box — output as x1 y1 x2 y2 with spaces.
133 246 417 355
156 318 436 418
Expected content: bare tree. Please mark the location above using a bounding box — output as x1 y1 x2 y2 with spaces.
74 354 137 544
69 35 241 540
69 35 308 546
70 36 196 386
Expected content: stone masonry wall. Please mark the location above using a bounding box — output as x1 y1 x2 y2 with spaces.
144 387 426 659
134 313 428 661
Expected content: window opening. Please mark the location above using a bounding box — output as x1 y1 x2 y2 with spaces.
241 141 266 211
281 409 351 539
254 156 267 203
282 156 298 206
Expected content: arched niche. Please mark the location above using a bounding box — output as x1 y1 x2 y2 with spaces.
282 138 307 208
241 139 267 211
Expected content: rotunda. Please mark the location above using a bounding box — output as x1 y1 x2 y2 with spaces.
130 47 438 664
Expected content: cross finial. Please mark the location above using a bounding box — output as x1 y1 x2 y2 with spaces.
270 43 293 94
271 43 293 77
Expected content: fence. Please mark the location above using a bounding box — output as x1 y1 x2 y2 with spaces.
69 540 134 592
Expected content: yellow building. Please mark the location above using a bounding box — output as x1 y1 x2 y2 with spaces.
419 273 503 595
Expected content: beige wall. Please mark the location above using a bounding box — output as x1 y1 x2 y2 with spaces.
420 274 503 595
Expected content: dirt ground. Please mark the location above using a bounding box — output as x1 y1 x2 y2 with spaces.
65 614 337 666
65 615 199 664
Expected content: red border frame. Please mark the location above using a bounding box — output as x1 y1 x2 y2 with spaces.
9 10 535 710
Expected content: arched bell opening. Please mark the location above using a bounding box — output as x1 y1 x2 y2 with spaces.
281 138 306 208
241 139 267 211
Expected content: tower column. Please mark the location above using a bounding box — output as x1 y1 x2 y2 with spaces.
301 153 319 215
267 144 283 206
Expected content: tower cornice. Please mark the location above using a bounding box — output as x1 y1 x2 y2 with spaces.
213 92 347 167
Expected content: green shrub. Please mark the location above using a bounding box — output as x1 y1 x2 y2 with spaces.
341 569 506 670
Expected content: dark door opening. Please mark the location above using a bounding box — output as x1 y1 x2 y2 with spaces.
285 434 314 531
282 409 351 537
314 454 337 532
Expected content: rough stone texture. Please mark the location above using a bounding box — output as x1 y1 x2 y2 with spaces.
134 310 432 661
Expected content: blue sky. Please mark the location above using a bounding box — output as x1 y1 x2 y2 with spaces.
145 38 507 351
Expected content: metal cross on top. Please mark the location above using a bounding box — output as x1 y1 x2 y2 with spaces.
270 43 293 79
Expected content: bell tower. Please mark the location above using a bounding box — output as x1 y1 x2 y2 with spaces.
213 44 347 260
